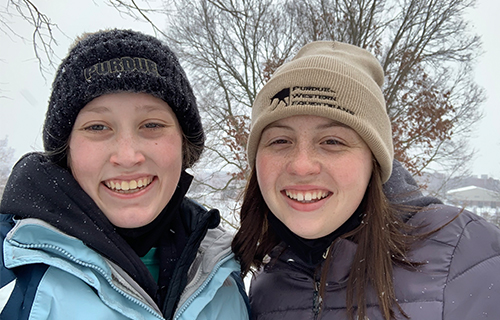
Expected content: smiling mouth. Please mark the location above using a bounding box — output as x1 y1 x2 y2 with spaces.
284 190 331 203
103 176 154 194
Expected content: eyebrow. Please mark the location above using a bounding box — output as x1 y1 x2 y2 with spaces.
318 120 351 130
265 119 350 131
80 104 169 114
140 104 171 113
79 105 110 114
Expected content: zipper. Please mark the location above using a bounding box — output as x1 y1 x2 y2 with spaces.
313 244 333 319
313 279 322 319
173 251 233 320
9 240 164 319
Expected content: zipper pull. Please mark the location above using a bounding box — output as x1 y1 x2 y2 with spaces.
313 280 322 317
322 245 331 260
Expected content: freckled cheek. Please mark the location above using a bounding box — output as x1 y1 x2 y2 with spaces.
331 168 359 184
154 138 183 168
333 158 372 190
68 139 108 181
255 153 280 191
71 146 107 166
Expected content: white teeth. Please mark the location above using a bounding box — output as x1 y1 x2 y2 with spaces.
104 177 153 193
121 181 130 191
286 190 329 202
304 192 312 201
129 180 137 189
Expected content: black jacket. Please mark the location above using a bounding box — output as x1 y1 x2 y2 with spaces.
250 161 500 319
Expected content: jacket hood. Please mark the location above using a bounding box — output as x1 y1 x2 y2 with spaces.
0 152 192 300
383 160 442 208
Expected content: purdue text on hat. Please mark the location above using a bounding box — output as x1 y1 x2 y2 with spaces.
84 56 160 81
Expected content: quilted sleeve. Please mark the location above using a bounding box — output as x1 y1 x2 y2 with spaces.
443 217 500 319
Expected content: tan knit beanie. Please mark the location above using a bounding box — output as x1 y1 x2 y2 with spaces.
247 41 393 182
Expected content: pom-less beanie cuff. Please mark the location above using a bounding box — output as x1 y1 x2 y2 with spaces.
247 41 393 182
43 29 203 167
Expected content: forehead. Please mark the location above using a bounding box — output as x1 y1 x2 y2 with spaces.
78 92 175 116
263 115 350 131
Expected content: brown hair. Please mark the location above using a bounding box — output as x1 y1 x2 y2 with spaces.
232 162 426 320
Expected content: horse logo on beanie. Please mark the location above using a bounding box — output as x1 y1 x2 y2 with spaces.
269 86 353 115
270 88 291 110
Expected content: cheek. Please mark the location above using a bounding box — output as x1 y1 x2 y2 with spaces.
357 152 374 185
340 154 373 191
68 137 104 185
68 157 98 202
322 153 372 203
154 136 183 169
255 152 274 191
69 134 95 158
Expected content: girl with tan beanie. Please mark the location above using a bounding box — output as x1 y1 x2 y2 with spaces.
232 41 500 319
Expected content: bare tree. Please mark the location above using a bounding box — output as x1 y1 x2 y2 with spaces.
143 0 302 225
108 0 484 221
288 0 483 177
0 0 61 77
0 137 14 199
104 0 172 37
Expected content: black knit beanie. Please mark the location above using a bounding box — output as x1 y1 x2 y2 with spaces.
43 29 204 167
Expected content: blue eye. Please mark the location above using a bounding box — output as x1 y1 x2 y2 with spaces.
85 124 108 131
271 138 289 145
322 139 342 145
143 123 166 129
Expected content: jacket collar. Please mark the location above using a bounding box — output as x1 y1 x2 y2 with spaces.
4 218 163 316
267 238 357 288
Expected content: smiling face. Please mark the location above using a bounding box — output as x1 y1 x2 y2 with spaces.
68 92 183 228
256 115 373 239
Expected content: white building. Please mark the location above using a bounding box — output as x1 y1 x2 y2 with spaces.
446 186 500 224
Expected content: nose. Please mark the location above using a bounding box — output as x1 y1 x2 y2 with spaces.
109 132 146 167
286 143 321 176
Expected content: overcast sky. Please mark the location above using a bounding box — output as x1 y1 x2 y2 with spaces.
1 0 499 177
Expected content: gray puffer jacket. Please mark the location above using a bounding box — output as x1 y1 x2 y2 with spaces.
249 161 500 319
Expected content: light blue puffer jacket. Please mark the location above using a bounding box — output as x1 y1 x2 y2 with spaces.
1 217 249 320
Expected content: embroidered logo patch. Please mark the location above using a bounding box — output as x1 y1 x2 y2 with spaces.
270 86 354 115
84 56 160 81
271 88 291 107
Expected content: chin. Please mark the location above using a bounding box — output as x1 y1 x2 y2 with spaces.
290 227 325 240
109 216 154 229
